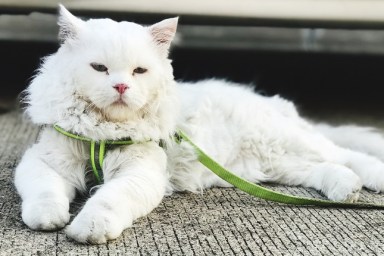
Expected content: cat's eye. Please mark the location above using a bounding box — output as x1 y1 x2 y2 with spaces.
133 67 147 74
90 63 108 73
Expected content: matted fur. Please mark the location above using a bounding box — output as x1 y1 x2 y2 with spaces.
15 6 384 244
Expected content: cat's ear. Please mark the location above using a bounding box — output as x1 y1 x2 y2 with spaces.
148 17 178 54
57 4 84 43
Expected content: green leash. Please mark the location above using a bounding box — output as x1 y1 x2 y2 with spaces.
54 125 384 208
177 130 384 209
54 125 136 184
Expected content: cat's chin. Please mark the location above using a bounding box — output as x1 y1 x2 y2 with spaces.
111 100 128 108
102 103 138 123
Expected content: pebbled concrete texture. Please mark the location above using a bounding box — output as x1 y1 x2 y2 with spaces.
1 110 384 255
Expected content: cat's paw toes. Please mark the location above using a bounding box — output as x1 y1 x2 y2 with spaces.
65 209 124 244
341 187 361 203
325 171 362 202
22 200 70 230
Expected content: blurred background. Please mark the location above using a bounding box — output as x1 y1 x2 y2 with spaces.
1 0 384 124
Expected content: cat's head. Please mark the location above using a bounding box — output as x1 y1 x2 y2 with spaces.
26 5 179 141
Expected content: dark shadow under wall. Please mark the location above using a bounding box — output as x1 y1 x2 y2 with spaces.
171 48 384 107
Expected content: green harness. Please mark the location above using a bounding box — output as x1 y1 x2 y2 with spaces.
54 125 384 209
54 125 138 184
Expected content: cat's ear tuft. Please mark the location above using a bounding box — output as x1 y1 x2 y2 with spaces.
57 4 84 43
148 17 179 53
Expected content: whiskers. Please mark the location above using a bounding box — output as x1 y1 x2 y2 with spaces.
84 101 100 115
139 103 154 119
75 92 106 117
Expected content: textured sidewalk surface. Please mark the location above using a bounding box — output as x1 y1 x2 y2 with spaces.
1 110 384 255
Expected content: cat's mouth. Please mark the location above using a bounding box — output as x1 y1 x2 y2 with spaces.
77 91 149 122
77 94 132 122
111 98 128 106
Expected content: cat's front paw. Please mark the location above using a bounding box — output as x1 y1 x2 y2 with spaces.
65 206 126 244
325 170 362 202
22 199 70 230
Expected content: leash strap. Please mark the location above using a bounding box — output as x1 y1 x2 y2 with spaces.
177 130 384 209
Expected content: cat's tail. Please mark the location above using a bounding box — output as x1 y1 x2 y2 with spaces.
315 123 384 161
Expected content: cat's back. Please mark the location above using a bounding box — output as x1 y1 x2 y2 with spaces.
177 79 299 123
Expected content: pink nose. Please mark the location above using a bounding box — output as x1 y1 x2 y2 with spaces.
113 83 128 94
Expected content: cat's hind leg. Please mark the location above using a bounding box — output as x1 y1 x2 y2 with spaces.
338 149 384 193
316 124 384 162
14 146 76 230
271 157 362 202
316 124 384 192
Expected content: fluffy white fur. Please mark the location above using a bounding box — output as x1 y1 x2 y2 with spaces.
15 6 384 244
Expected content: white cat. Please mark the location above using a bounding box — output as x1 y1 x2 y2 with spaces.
15 5 384 244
